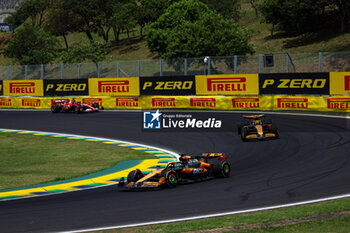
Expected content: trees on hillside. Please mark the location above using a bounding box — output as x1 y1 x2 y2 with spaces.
147 0 254 58
45 0 80 48
7 0 348 66
200 0 241 21
135 0 172 39
4 25 59 65
329 0 350 33
60 41 108 64
259 0 350 34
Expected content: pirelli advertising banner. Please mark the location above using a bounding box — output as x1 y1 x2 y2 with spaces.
89 77 140 96
196 74 259 95
140 76 195 96
326 97 350 111
3 80 44 96
0 95 350 112
329 72 350 95
44 79 89 96
259 73 329 95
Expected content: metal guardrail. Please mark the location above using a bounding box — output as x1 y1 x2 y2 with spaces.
0 51 349 80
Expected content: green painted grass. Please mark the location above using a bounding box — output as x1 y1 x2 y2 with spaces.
0 133 155 190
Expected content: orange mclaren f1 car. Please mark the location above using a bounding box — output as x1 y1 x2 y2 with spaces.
237 114 279 141
118 153 231 190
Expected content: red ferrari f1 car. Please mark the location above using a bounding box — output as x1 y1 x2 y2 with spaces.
51 99 102 113
118 153 231 190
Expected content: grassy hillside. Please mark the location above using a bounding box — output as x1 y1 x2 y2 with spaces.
239 3 350 54
0 2 349 66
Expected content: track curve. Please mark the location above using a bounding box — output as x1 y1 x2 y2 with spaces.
0 110 349 233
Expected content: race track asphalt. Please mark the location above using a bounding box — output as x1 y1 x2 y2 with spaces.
0 110 349 233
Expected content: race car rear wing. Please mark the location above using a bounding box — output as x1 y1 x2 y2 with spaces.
243 114 264 119
202 153 223 157
201 153 227 161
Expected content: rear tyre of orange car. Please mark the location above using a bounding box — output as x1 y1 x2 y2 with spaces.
213 161 231 178
271 127 280 139
127 169 144 183
164 170 178 188
241 128 248 141
237 125 242 135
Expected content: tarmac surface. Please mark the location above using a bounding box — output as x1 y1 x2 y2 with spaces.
0 110 349 233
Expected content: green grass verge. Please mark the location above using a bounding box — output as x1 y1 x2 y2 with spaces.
98 197 350 233
0 133 155 191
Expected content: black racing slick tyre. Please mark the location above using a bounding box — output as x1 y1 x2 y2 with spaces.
241 128 248 141
127 169 144 183
51 104 61 113
164 170 178 188
237 125 242 135
92 102 99 109
271 127 280 139
74 105 82 114
213 161 231 178
118 177 126 187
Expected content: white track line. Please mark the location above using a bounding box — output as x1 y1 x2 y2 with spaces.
1 111 349 232
61 193 350 233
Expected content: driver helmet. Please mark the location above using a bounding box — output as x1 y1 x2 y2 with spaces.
180 155 191 164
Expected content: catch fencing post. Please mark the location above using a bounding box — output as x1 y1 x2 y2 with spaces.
207 56 211 75
138 60 141 77
97 62 101 78
259 54 263 73
117 61 120 77
25 65 28 80
286 55 290 73
61 64 64 79
234 55 237 74
40 64 44 79
7 66 10 80
160 59 163 76
184 58 187 76
78 63 81 79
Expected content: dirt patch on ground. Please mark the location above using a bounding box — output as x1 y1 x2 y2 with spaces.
0 33 12 46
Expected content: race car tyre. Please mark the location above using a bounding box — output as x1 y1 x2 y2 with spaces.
92 102 99 109
118 177 126 187
241 128 248 141
74 105 82 114
271 127 280 139
213 161 231 178
51 104 61 113
127 169 144 183
164 170 178 188
237 125 242 135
